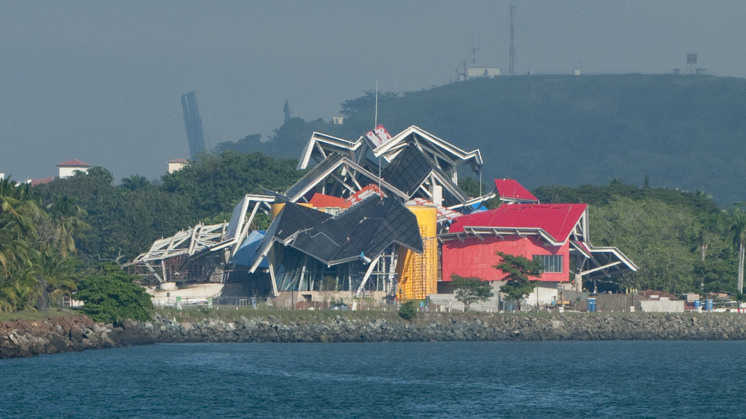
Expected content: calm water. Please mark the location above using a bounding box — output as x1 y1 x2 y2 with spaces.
2 341 745 418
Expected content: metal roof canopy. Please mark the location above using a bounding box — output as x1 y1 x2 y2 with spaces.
372 125 483 177
285 149 474 208
128 194 274 282
294 125 486 203
297 132 365 170
252 196 422 268
283 153 410 203
249 196 423 295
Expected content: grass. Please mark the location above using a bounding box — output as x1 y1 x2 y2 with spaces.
0 308 80 322
156 305 402 323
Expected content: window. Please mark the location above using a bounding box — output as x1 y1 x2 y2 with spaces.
533 255 563 273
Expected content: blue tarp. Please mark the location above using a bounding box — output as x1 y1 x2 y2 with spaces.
470 202 488 213
229 230 268 268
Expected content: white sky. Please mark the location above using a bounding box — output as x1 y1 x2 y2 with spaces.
2 0 745 181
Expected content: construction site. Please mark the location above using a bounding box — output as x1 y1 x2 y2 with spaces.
126 125 637 310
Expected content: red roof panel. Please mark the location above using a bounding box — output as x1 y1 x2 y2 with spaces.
346 184 385 204
494 179 538 202
449 203 587 243
309 193 351 209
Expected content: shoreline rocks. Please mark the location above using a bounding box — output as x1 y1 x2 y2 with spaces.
4 311 746 359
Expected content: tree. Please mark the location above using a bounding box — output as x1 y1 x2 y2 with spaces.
120 175 152 191
43 194 89 258
0 177 43 312
590 196 700 293
0 177 39 275
450 274 493 311
76 263 153 325
398 300 417 321
32 250 79 311
0 272 40 312
694 256 737 293
729 209 746 293
339 90 399 116
495 252 542 310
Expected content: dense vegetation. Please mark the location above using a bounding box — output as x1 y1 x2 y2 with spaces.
239 74 746 207
0 178 81 312
32 152 300 261
533 181 742 295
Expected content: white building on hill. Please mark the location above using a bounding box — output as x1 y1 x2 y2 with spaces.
57 159 91 179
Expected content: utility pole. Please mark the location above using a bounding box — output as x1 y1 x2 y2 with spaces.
509 4 516 76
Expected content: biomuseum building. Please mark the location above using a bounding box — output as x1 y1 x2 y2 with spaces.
126 125 637 310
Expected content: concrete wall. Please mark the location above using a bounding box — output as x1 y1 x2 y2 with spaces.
148 283 224 307
640 300 685 313
274 290 388 310
467 67 501 78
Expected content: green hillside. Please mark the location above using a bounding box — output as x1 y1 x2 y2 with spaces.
223 74 746 207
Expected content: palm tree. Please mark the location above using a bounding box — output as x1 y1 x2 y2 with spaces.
696 213 720 262
32 250 78 310
695 212 722 290
120 175 152 191
0 269 40 312
729 210 746 293
0 178 39 276
0 177 43 311
45 195 88 258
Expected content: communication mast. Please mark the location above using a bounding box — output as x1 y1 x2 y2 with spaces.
509 4 516 76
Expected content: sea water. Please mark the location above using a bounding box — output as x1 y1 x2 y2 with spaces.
2 340 745 418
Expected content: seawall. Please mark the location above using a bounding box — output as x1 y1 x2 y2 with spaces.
2 311 746 359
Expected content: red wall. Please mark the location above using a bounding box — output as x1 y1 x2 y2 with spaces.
441 236 569 282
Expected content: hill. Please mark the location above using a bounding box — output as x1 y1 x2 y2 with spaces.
221 74 746 207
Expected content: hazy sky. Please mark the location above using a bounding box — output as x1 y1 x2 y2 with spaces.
2 1 745 182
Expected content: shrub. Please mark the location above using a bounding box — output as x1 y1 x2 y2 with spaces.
398 301 417 321
76 263 153 325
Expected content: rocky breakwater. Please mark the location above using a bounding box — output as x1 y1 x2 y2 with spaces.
5 311 746 359
0 315 157 359
0 316 114 358
126 311 746 344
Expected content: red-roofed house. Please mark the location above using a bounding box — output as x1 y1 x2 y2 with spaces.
57 159 92 179
440 201 637 289
30 176 55 186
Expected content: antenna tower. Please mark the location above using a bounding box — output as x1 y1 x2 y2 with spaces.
509 4 516 76
374 80 378 128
